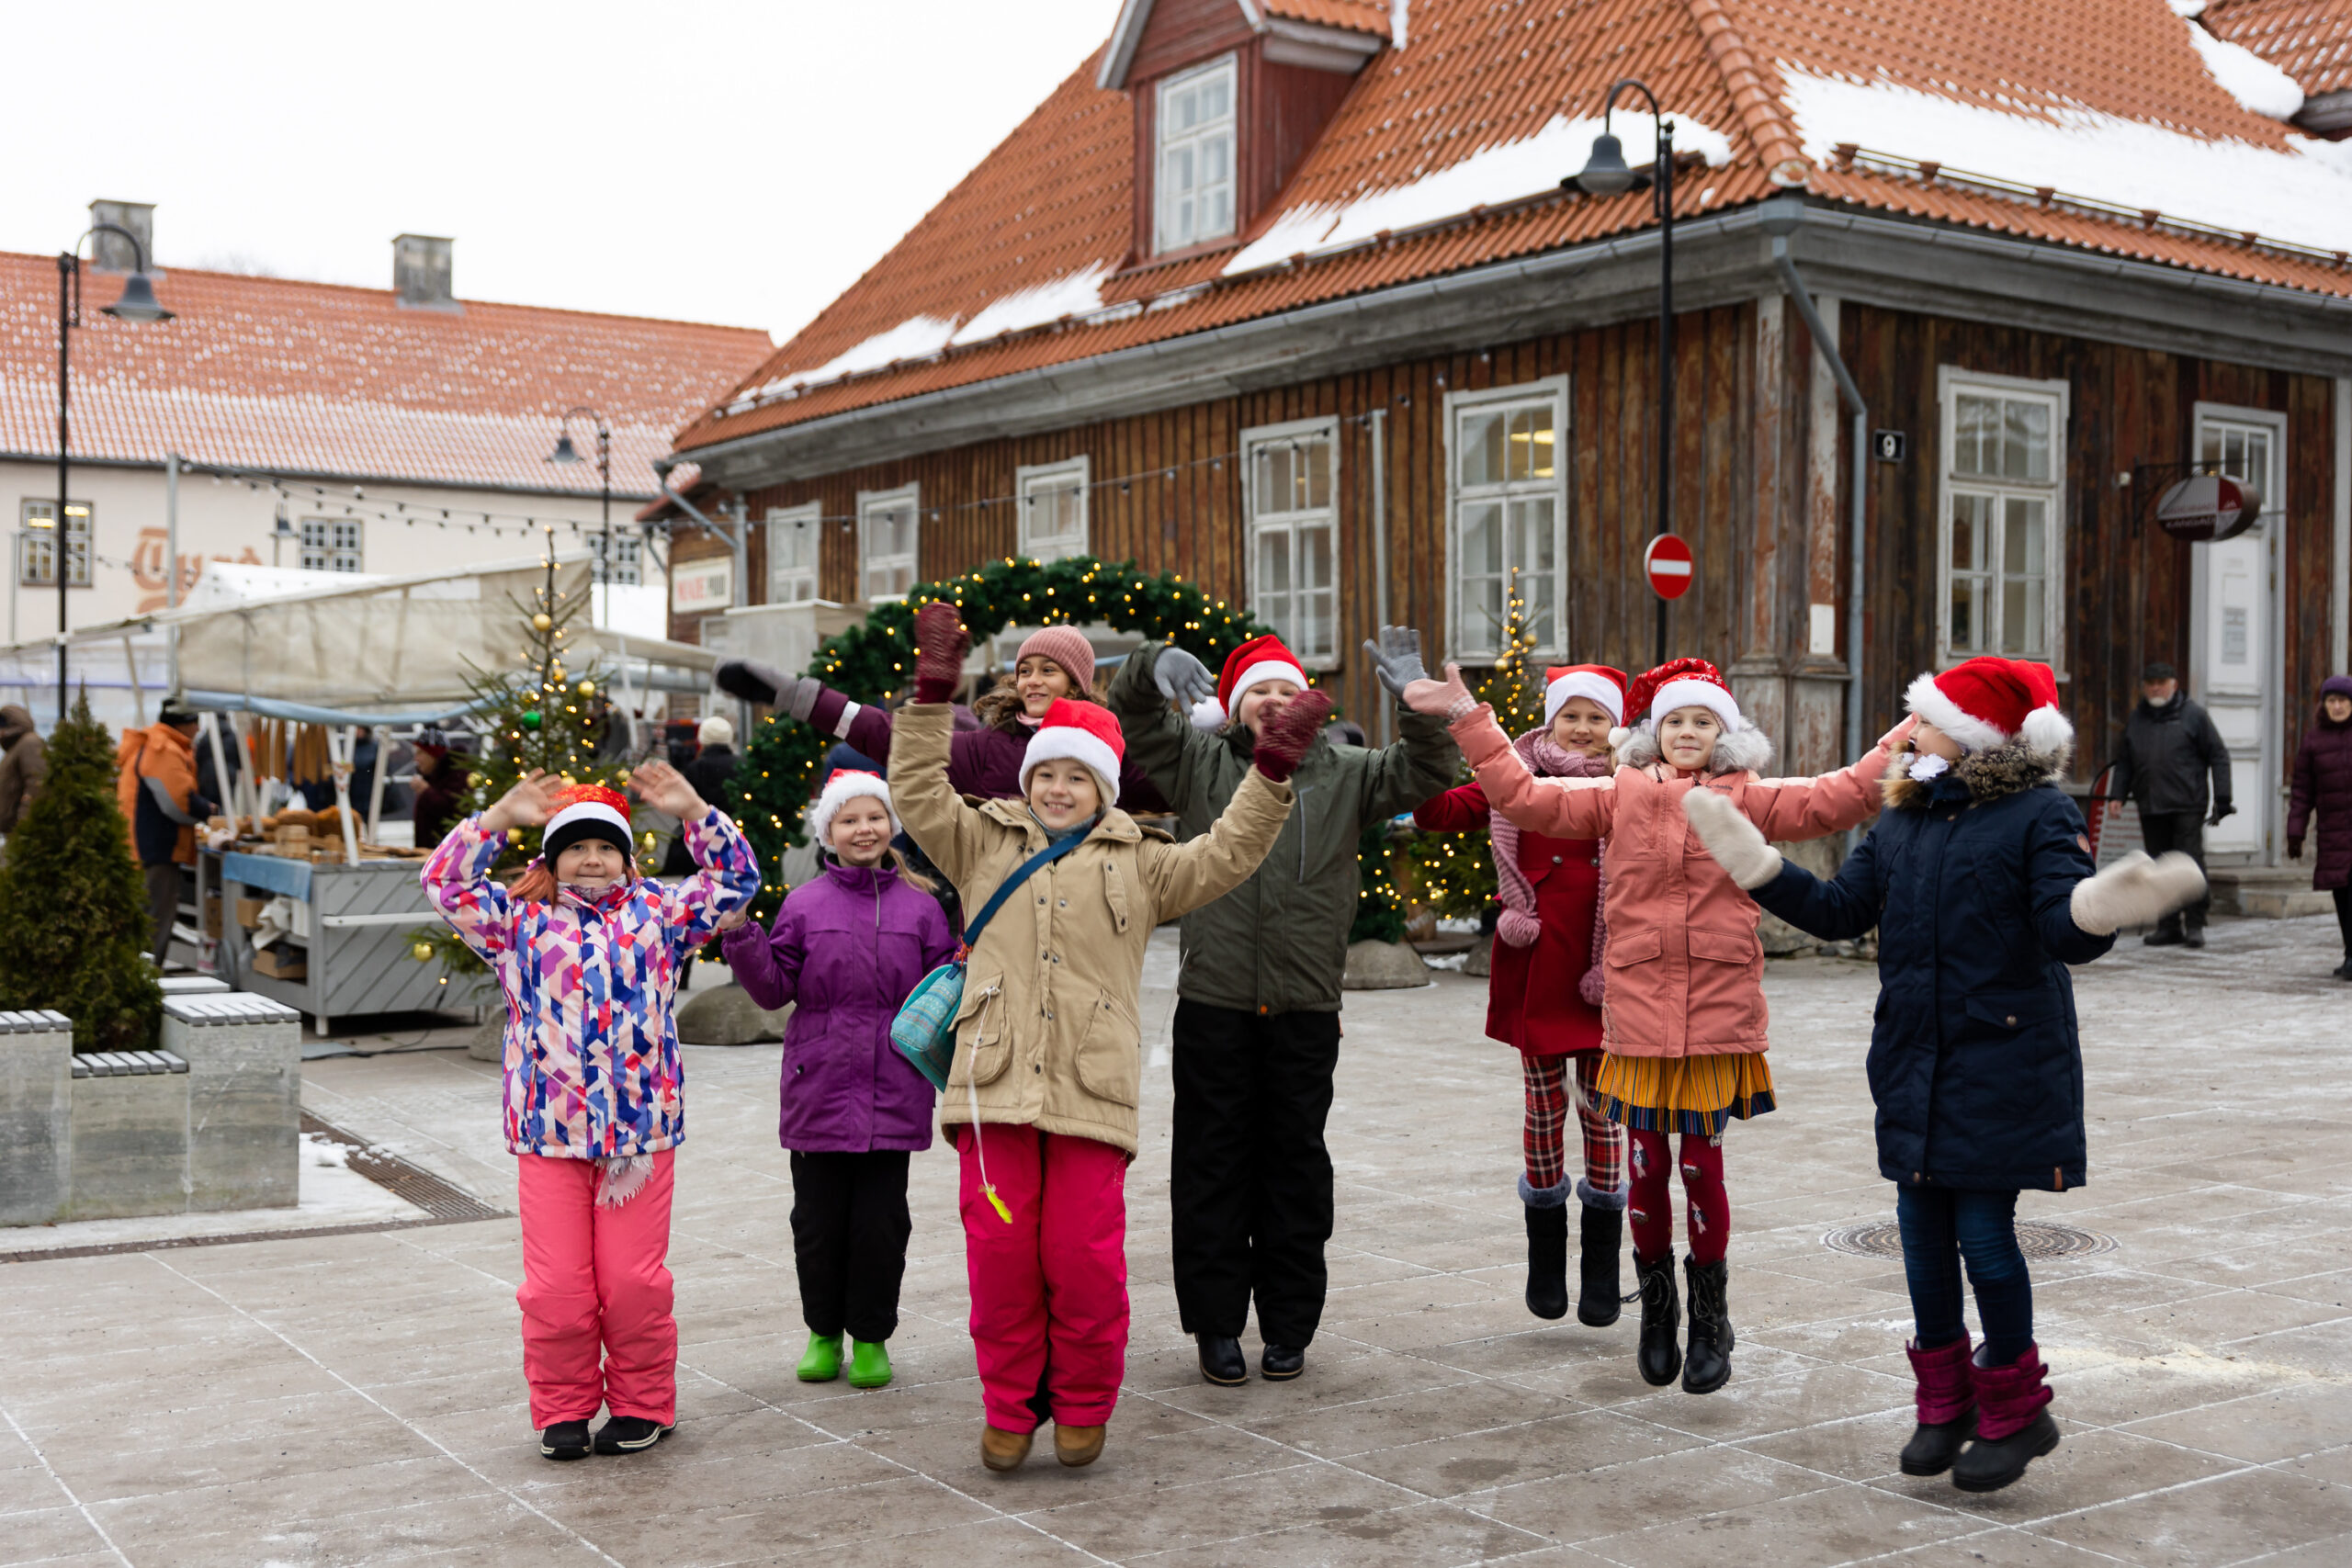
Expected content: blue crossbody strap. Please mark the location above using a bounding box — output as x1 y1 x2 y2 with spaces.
957 832 1090 954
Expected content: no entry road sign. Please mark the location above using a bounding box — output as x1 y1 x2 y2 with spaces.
1643 534 1694 601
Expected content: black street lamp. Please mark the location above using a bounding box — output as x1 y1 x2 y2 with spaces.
1566 79 1677 667
548 408 613 592
52 224 175 722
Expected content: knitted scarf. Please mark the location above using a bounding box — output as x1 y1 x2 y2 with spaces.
1490 730 1612 1005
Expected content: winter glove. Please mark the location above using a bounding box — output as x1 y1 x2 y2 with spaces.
912 602 970 705
715 659 787 708
2067 850 2207 937
1250 689 1334 783
1401 662 1479 724
2208 800 2235 827
1679 784 1783 890
2288 837 2304 861
784 677 825 723
1362 625 1430 702
1152 645 1216 712
1497 908 1543 948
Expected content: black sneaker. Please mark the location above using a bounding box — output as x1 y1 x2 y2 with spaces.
1260 1343 1306 1382
1195 1334 1249 1386
538 1420 592 1461
594 1415 673 1455
2143 929 2186 947
2183 929 2206 949
2333 962 2352 981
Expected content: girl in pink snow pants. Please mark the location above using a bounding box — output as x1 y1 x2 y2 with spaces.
424 763 760 1461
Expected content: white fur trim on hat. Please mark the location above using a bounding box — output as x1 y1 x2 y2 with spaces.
807 772 896 847
1022 728 1123 805
545 798 629 844
2020 705 2075 753
1903 672 2007 752
1189 694 1229 731
1544 671 1625 728
1192 656 1312 731
1649 675 1742 733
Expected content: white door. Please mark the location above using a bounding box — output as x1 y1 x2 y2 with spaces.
2189 408 2285 864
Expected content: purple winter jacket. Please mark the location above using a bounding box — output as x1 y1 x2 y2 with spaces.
2287 676 2352 893
805 682 1170 812
719 857 956 1153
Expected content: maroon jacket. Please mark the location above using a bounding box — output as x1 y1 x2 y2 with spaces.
2287 678 2352 893
804 682 1169 812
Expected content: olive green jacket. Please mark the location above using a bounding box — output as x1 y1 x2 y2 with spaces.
1106 643 1460 1014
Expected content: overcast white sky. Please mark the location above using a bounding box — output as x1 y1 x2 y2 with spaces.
1 0 1121 348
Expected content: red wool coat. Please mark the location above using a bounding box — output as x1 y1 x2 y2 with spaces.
1416 782 1604 1057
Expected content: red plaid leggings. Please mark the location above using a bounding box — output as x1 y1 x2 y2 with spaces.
1522 1053 1623 1195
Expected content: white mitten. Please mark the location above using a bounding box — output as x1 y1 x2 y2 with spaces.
2069 851 2206 936
1680 786 1783 890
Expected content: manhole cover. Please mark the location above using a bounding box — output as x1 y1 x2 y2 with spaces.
1822 1221 2116 1260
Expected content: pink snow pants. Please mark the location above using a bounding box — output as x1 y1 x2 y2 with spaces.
514 1150 677 1428
956 1123 1128 1433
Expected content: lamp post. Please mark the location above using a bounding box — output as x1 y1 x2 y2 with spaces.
51 224 174 722
548 409 613 603
1566 79 1676 668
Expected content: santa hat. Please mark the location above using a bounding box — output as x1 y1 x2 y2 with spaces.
806 769 895 847
1905 657 2072 754
1191 634 1310 731
1022 698 1126 804
1624 658 1744 734
1542 664 1628 728
543 783 633 863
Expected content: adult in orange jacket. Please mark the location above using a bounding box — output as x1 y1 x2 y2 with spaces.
116 701 213 962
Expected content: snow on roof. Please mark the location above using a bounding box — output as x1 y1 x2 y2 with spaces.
2185 16 2308 115
2205 0 2352 96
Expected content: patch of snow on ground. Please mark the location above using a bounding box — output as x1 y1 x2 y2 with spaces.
2184 20 2304 119
1226 111 1735 276
1781 68 2352 254
948 265 1111 345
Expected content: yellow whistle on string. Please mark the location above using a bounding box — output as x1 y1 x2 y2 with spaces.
984 1186 1012 1224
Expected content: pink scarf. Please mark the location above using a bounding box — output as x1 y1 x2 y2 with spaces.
1490 730 1611 1005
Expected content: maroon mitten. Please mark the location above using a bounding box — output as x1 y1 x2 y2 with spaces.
912 601 970 705
1251 690 1334 782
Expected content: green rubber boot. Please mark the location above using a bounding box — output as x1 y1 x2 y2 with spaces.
846 1338 893 1390
797 1333 842 1382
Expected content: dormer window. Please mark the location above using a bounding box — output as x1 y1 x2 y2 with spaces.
1156 55 1237 254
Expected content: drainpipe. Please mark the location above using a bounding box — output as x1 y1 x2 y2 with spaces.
1759 201 1869 769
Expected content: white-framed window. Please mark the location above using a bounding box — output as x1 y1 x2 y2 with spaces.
589 529 641 586
1445 378 1569 661
1155 54 1237 254
1017 457 1091 563
766 502 821 604
300 516 365 573
857 483 921 602
1243 419 1340 665
1937 368 2068 665
18 499 92 588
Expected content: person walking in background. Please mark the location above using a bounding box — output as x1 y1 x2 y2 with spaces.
716 770 954 1393
411 732 472 849
2107 661 2231 948
1412 665 1629 1326
115 699 214 964
1106 627 1458 1388
2288 675 2352 979
0 704 48 840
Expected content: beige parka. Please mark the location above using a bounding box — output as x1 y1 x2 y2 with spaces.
892 702 1294 1155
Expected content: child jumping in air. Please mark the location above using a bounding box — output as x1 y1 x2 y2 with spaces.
424 762 761 1462
894 601 1309 1473
1402 656 1905 1395
1413 665 1630 1326
1681 656 2201 1491
718 770 955 1394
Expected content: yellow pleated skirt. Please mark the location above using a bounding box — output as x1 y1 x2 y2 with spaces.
1591 1051 1776 1137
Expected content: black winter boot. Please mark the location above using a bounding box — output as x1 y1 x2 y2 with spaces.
1577 1198 1625 1327
1681 1257 1734 1393
1523 1201 1569 1320
1634 1251 1682 1387
1952 1344 2060 1493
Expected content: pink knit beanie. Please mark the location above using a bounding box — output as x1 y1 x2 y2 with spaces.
1016 626 1096 693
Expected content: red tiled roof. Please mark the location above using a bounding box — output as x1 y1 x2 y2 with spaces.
675 0 2352 457
1264 0 1393 36
1 254 770 493
2207 0 2352 94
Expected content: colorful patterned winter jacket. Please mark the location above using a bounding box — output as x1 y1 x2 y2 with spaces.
424 808 761 1159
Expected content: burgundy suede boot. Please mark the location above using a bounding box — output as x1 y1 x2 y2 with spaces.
1899 1335 1977 1476
1952 1343 2059 1493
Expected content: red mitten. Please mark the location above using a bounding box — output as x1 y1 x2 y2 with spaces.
912 601 970 705
1251 690 1333 783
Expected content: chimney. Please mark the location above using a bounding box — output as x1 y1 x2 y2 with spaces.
392 234 458 310
88 200 156 273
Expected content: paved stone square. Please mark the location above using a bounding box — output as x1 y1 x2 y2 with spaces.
4 917 2349 1567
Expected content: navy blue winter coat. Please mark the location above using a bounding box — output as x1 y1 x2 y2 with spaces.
1747 740 2113 1193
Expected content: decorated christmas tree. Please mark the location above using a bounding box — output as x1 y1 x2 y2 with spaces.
0 689 163 1050
1407 570 1549 921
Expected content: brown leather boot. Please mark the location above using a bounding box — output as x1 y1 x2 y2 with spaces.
980 1425 1033 1472
1054 1423 1106 1467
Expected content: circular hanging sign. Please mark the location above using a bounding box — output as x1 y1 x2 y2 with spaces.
1643 534 1695 601
2154 474 2261 543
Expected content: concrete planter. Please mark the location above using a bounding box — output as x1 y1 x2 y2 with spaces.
0 1011 74 1225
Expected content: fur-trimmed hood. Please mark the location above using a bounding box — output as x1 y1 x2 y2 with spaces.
1611 718 1773 776
1883 733 2072 811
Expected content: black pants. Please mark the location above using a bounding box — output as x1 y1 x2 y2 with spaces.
2335 887 2352 961
788 1150 911 1342
1170 1001 1342 1348
2136 809 2211 932
143 863 181 964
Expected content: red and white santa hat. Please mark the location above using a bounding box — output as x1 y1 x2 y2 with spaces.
1542 664 1628 728
1022 698 1126 804
806 768 895 846
1191 634 1310 731
1622 657 1744 737
543 783 634 862
1905 656 2073 754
